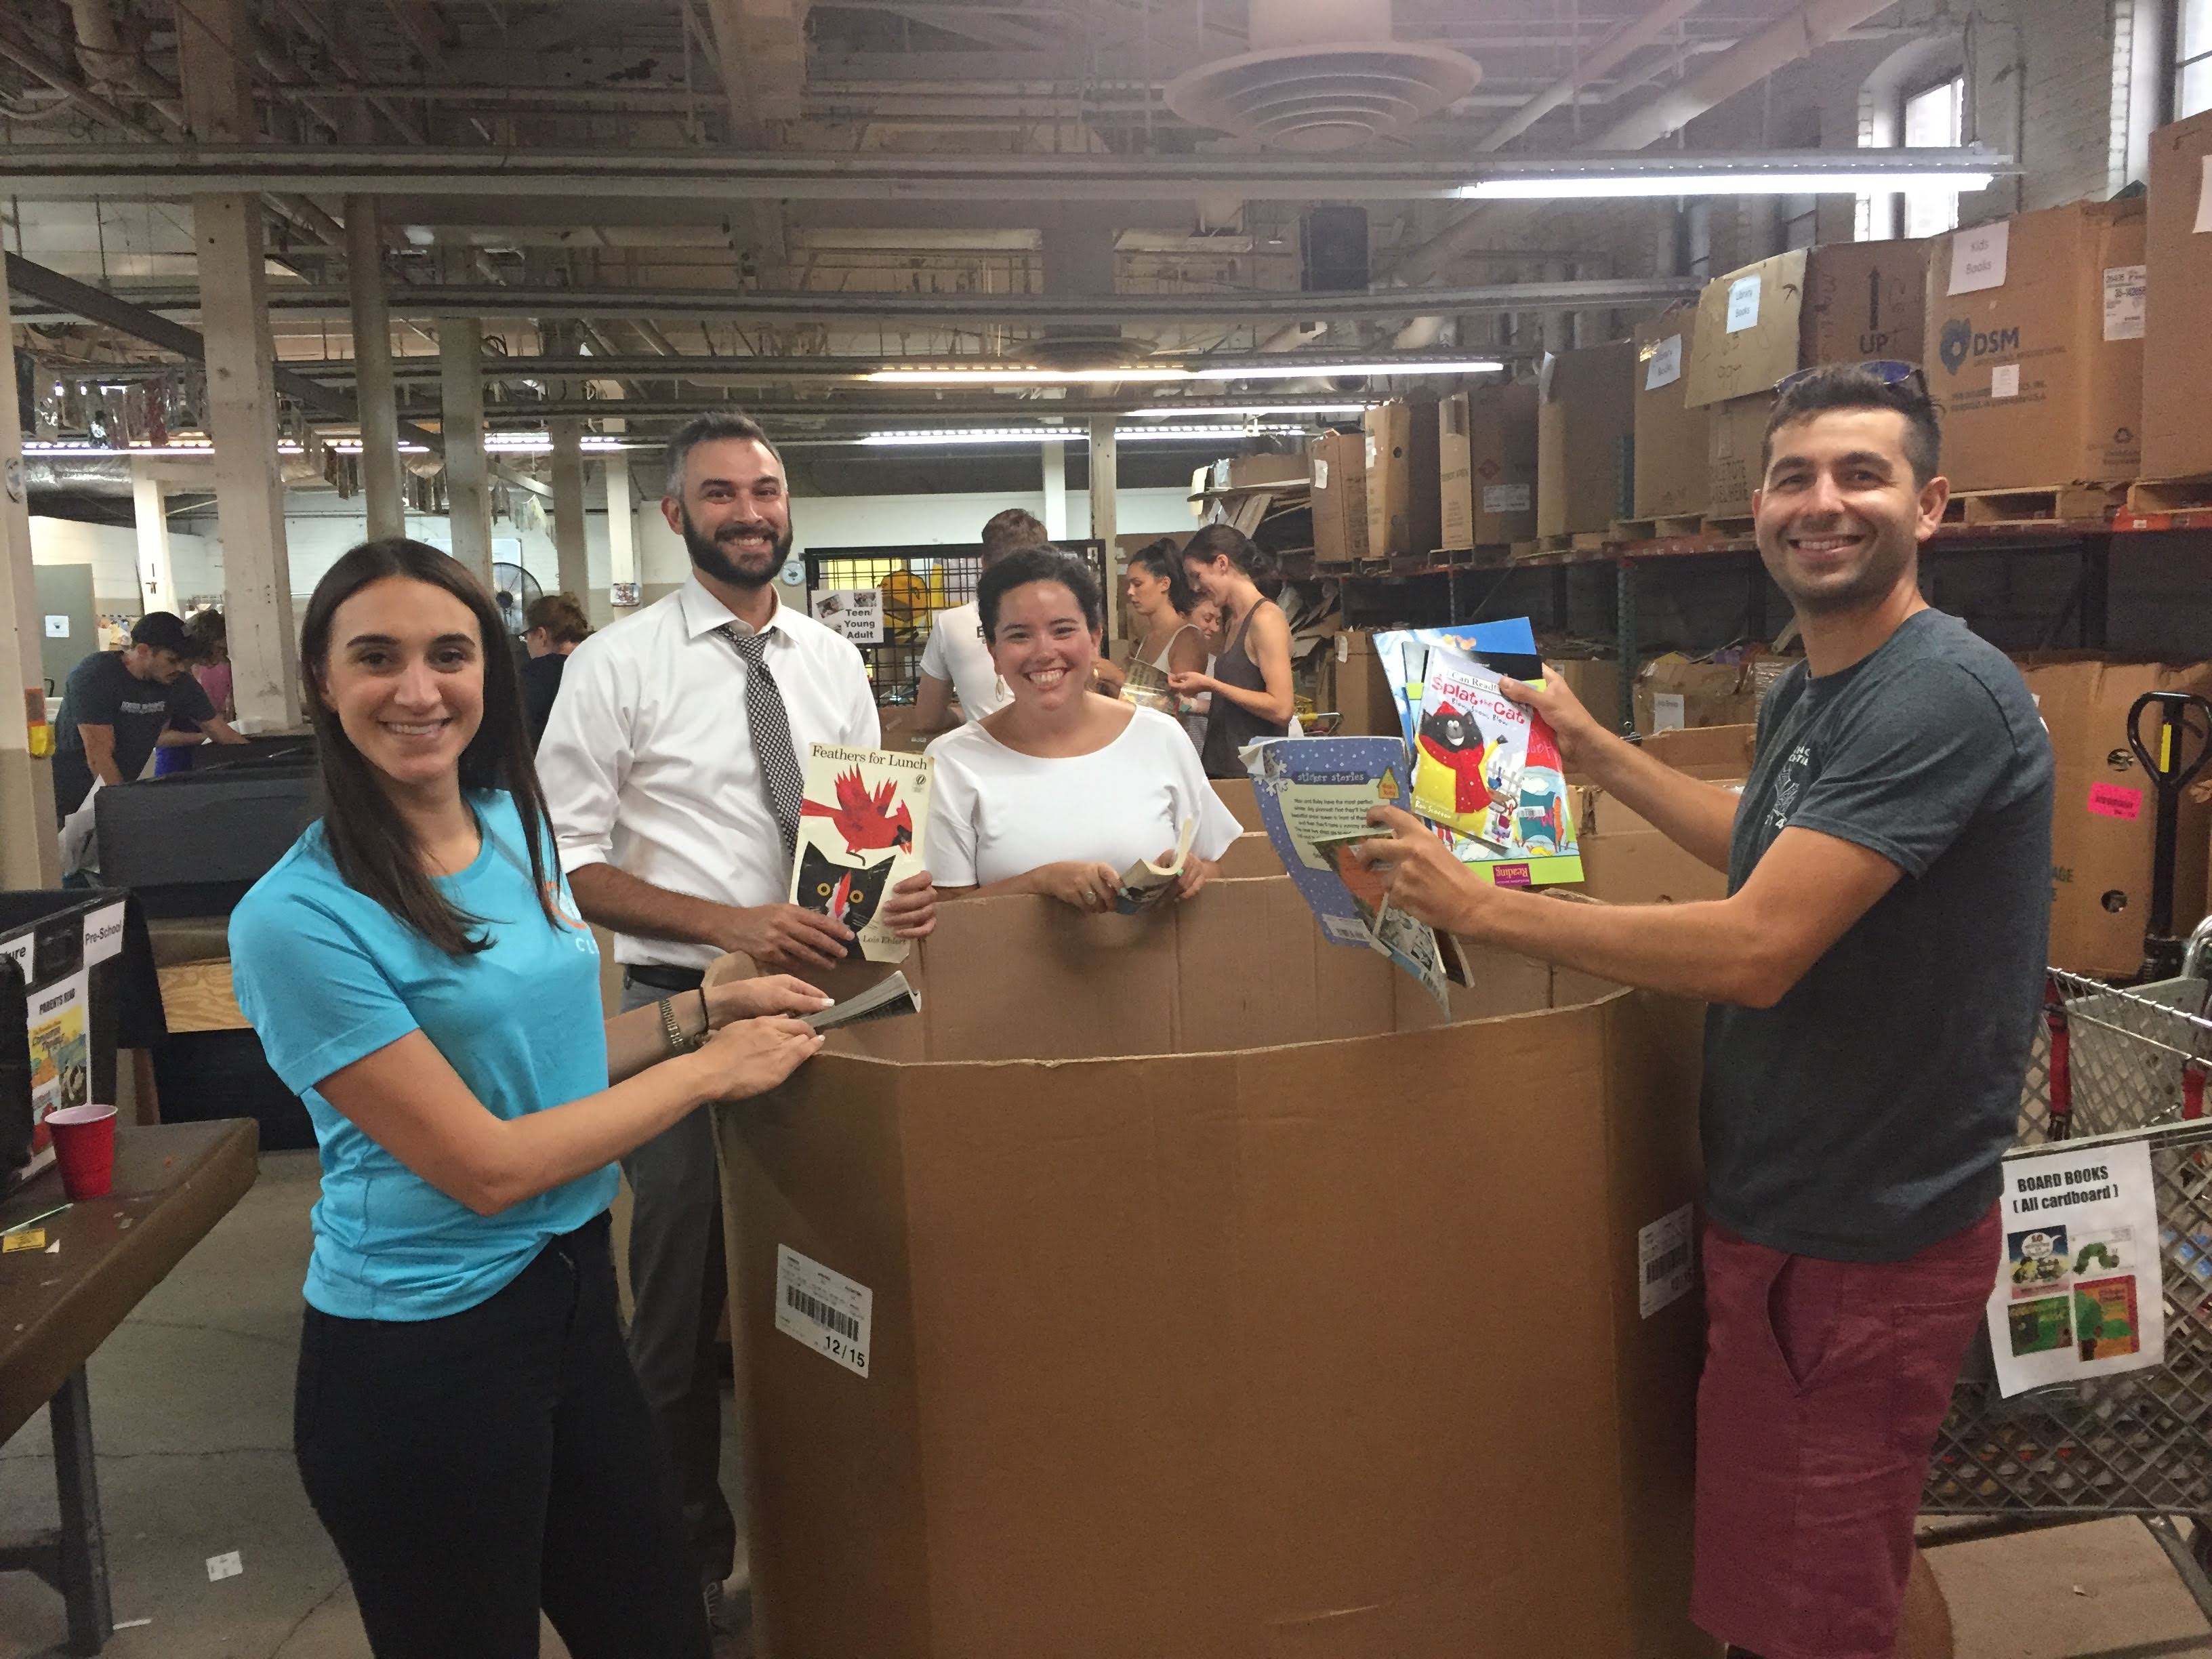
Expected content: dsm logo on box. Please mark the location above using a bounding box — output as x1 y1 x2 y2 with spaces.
1940 318 2021 374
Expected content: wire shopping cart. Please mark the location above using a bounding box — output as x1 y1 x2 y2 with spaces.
1921 917 2212 1609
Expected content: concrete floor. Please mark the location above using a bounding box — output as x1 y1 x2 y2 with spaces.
3 1151 2211 1658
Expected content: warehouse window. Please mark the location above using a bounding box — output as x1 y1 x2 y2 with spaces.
1902 76 1965 237
2181 0 2212 117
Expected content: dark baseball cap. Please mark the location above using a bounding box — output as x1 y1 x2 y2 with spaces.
130 612 193 655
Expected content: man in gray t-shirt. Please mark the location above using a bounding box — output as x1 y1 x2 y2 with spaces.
1360 364 2051 1659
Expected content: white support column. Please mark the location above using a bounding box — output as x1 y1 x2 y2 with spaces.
130 466 175 613
1040 440 1069 541
346 196 405 540
605 447 638 602
1086 416 1120 651
550 418 590 600
180 0 298 728
0 274 60 884
195 193 301 728
439 319 493 591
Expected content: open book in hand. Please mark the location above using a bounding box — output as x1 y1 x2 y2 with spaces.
787 744 934 964
805 971 921 1033
1239 737 1462 1015
1113 816 1198 914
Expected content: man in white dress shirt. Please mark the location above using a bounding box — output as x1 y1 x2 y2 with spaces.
537 411 936 1626
913 505 1050 732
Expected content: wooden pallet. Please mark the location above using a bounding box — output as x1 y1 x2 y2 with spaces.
1611 513 1706 542
1700 514 1755 539
2125 475 2212 514
1942 483 2125 527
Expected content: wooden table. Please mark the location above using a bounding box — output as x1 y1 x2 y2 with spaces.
0 1120 260 1653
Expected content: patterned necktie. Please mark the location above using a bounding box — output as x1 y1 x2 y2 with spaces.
721 626 806 857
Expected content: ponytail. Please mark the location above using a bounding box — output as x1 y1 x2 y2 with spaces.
1183 522 1277 585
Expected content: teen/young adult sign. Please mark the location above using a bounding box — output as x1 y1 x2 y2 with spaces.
809 588 885 644
1986 1139 2164 1397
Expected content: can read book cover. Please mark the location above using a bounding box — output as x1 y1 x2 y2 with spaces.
787 745 933 964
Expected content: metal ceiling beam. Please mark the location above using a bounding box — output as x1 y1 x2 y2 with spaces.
4 274 1701 327
3 252 445 451
0 145 2012 203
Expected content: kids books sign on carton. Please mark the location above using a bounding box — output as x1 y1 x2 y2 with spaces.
1986 1139 2164 1397
787 744 932 965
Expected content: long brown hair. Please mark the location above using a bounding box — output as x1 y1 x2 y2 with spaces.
300 539 558 956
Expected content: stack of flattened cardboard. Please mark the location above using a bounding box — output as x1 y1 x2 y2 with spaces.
1683 241 1932 519
711 886 1711 1659
1633 654 1781 736
1923 201 2145 493
1437 382 1540 550
2018 657 2212 977
2142 112 2212 481
1537 342 1638 538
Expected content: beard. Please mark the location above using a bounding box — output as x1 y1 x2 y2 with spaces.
679 504 792 590
1760 522 1917 617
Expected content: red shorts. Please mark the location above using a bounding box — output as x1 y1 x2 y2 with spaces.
1691 1206 2000 1659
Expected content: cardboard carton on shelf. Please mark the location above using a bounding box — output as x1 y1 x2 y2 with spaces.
1633 307 1706 520
1438 382 1540 550
2018 657 2212 978
1685 239 1933 517
2142 110 2212 480
1309 429 1370 566
1923 200 2146 491
1633 656 1778 735
710 885 1711 1659
1330 630 1400 736
1364 400 1443 559
1538 342 1637 537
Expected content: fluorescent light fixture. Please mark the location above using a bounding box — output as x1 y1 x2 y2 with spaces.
1460 171 1994 200
1128 403 1369 419
866 367 1196 385
857 425 1309 447
1191 359 1503 380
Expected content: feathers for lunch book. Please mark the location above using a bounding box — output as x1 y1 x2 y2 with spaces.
787 745 933 963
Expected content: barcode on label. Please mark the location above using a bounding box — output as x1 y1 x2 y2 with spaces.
785 1284 860 1340
1638 1204 1696 1319
774 1244 874 1378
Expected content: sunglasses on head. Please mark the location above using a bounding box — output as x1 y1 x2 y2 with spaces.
1774 359 1926 398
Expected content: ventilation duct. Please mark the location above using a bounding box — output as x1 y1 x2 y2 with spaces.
1165 0 1480 153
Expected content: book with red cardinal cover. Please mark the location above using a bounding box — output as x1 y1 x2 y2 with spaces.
786 743 934 964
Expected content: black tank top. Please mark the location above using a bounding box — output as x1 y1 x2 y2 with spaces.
1201 600 1289 778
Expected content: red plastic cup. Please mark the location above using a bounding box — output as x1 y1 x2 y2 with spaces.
47 1105 119 1201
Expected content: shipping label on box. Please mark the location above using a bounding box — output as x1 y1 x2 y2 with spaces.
2104 264 2147 340
1639 1204 1696 1318
775 1244 874 1378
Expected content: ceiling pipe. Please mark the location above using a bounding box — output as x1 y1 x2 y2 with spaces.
1474 0 1715 152
1386 0 1914 309
64 0 186 133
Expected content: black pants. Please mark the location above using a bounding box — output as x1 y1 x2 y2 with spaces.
293 1212 710 1659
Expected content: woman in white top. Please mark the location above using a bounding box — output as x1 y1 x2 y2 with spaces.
1092 539 1208 700
925 548 1243 912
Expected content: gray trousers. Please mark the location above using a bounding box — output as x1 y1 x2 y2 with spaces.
618 975 737 1587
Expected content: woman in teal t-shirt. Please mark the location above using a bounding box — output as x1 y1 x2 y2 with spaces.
229 539 825 1659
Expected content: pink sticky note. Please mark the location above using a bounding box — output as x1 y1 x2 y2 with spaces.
2087 782 2142 821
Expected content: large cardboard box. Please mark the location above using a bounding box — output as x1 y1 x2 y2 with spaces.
2142 110 2212 479
712 888 1710 1659
1538 342 1637 537
1634 656 1775 735
1634 307 1706 518
1438 382 1540 549
1364 400 1443 558
1309 430 1369 565
1924 201 2146 490
1331 630 1399 736
2020 658 2212 977
1685 240 1932 515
